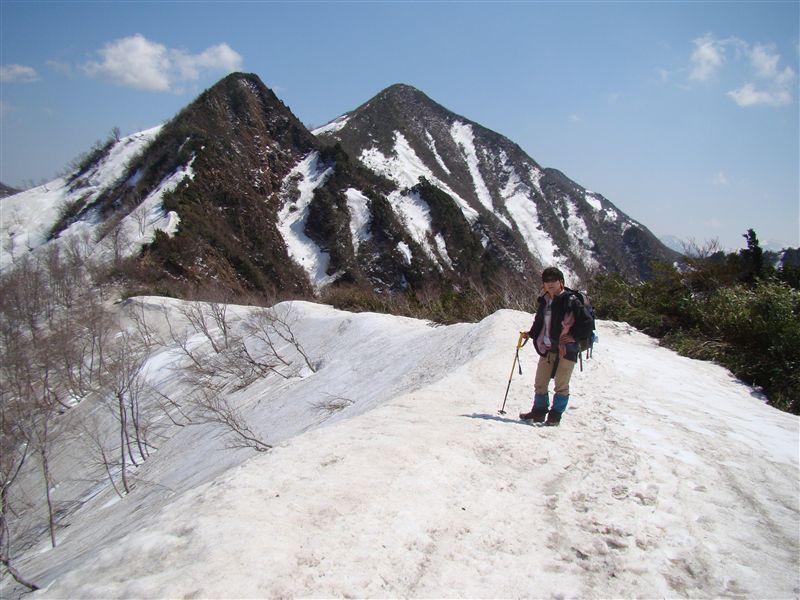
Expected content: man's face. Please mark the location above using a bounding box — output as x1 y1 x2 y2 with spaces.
543 278 563 296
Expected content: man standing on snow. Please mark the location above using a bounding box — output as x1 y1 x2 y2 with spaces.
519 267 583 426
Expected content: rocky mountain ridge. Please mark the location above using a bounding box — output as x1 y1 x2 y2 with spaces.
314 83 675 284
3 73 677 299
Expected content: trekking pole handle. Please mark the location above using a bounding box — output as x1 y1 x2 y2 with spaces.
512 332 527 376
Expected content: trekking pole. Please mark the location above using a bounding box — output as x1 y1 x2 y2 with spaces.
498 332 527 415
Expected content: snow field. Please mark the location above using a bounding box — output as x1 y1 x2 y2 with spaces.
22 302 799 599
0 125 190 272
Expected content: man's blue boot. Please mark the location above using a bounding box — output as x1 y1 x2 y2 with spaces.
546 394 569 426
520 393 549 423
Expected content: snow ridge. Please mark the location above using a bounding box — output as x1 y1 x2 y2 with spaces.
19 302 799 600
0 125 176 271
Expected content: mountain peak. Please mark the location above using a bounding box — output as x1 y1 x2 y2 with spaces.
345 82 446 121
315 82 676 282
377 83 427 100
210 71 267 91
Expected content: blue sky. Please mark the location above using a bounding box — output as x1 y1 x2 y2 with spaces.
1 0 798 250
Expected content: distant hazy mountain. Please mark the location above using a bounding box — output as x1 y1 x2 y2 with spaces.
659 234 687 254
0 181 20 198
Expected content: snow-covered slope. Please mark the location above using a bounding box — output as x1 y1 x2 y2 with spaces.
0 126 186 271
9 301 798 599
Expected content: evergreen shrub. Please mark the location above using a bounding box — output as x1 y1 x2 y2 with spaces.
590 235 800 415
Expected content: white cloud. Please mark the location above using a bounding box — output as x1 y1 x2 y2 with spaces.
0 64 40 83
730 43 798 106
689 34 725 81
568 114 581 123
82 34 242 92
727 83 792 107
775 65 796 86
728 83 792 108
684 34 796 108
83 34 171 91
173 43 242 81
46 59 74 76
655 67 671 83
713 171 729 186
750 44 781 79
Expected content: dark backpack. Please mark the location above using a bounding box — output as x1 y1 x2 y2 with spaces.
569 291 597 366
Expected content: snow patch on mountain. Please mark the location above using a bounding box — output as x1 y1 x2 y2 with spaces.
312 114 351 136
1 177 72 269
528 165 545 198
449 121 494 213
277 152 335 287
425 130 451 175
360 132 429 190
391 189 454 271
79 126 164 193
83 159 192 267
563 197 599 272
344 188 372 252
434 233 453 269
586 192 620 224
449 122 515 229
359 132 479 224
496 153 578 273
503 191 561 270
604 206 619 222
397 241 412 264
585 192 603 212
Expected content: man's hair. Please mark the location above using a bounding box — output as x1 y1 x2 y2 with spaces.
541 267 565 283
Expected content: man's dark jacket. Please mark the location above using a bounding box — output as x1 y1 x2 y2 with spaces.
528 288 581 360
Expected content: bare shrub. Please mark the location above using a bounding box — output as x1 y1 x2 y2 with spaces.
311 394 354 419
186 388 271 453
156 300 315 452
99 331 154 494
0 382 41 591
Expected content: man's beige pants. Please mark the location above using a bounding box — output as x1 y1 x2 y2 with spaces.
534 352 575 397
